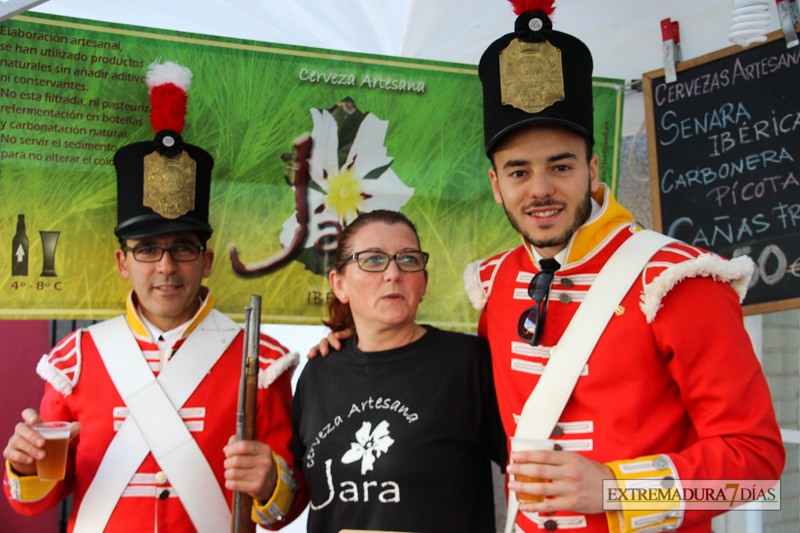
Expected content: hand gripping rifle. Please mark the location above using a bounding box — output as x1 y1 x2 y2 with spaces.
232 295 261 533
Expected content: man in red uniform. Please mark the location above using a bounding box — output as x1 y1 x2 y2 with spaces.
3 60 307 532
465 3 785 533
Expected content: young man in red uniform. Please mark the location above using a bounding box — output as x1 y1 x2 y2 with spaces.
308 3 784 531
3 61 308 532
465 3 785 533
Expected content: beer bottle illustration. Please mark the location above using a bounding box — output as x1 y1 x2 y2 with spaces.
12 214 29 276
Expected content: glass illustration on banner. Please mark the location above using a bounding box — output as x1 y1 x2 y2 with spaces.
39 231 60 277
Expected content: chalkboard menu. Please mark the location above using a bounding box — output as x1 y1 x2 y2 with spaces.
644 28 800 315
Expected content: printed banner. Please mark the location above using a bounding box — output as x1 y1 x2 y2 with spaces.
1 13 624 328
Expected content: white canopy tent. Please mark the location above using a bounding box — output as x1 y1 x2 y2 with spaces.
23 0 780 82
24 0 785 139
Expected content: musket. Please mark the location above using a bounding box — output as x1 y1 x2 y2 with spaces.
232 295 261 533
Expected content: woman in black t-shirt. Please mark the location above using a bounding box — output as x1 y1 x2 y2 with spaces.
292 209 507 533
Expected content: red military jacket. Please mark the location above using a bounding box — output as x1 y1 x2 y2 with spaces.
4 288 309 532
464 185 784 533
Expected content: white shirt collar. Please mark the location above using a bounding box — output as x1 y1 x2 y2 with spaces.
138 306 191 350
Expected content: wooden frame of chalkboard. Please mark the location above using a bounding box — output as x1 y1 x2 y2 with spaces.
643 26 800 316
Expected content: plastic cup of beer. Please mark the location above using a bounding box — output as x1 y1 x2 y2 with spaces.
510 437 556 503
32 421 71 481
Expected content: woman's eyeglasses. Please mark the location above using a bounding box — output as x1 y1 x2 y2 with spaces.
336 251 429 272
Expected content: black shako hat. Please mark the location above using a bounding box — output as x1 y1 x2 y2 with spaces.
113 60 214 241
479 4 595 155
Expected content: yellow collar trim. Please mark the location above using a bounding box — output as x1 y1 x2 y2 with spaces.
520 184 635 268
566 185 634 265
125 287 214 339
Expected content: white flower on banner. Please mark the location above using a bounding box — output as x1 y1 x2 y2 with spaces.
341 420 394 475
279 108 414 253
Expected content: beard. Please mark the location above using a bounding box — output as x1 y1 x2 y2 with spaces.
501 179 593 250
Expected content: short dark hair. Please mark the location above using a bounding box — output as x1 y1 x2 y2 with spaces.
488 125 594 171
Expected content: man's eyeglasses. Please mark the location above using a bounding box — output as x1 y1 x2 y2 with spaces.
517 259 560 346
122 243 203 263
336 251 429 272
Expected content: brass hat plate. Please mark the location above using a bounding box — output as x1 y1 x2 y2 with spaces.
143 151 196 219
499 38 565 113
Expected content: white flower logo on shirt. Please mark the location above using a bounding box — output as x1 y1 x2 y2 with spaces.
341 420 395 475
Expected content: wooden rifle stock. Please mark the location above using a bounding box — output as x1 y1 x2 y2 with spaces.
232 295 261 533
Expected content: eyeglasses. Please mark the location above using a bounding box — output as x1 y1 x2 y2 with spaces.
122 243 203 263
517 260 559 346
336 251 429 272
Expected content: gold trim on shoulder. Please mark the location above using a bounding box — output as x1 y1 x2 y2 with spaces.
142 151 196 219
499 38 565 113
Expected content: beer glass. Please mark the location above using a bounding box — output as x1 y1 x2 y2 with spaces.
32 421 71 481
510 437 556 503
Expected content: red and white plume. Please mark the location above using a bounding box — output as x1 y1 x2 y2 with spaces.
146 59 193 134
509 0 555 16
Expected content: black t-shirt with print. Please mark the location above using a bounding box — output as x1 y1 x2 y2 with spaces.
292 326 507 533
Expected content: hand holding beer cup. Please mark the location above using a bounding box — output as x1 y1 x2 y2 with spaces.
508 436 621 514
509 437 557 503
3 408 80 481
